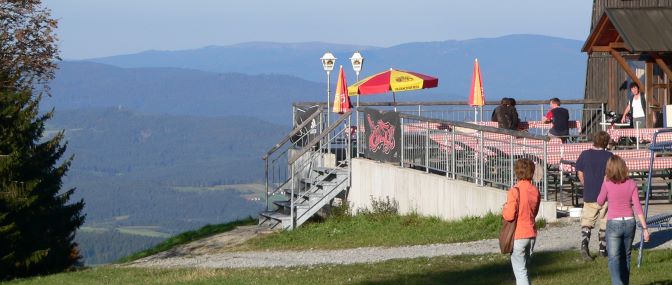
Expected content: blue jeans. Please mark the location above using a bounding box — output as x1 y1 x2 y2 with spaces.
511 238 535 285
606 219 636 285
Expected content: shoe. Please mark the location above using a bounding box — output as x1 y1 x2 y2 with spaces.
599 243 607 257
581 241 594 261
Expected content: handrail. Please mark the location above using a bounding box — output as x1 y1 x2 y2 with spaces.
289 109 353 164
262 108 323 160
294 99 605 108
382 109 550 141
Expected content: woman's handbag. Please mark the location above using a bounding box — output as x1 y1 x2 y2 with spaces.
499 187 520 254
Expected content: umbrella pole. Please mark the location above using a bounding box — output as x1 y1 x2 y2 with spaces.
393 92 397 112
479 106 483 122
473 107 477 122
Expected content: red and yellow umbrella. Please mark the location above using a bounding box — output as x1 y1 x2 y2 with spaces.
347 69 438 104
332 66 352 114
468 59 485 107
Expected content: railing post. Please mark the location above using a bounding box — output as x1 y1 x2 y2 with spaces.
445 129 449 177
400 117 405 168
356 109 360 158
600 103 606 131
636 121 640 150
348 116 352 188
265 159 269 211
426 121 430 173
451 127 456 180
479 130 484 186
509 136 514 187
543 140 548 200
290 163 295 230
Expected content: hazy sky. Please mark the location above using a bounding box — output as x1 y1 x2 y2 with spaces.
44 0 593 60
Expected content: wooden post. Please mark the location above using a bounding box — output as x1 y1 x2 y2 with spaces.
646 61 655 128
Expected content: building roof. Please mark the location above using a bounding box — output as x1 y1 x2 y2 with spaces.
582 8 672 53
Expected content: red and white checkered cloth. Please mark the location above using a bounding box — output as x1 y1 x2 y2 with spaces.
560 152 672 172
608 128 672 143
472 120 581 132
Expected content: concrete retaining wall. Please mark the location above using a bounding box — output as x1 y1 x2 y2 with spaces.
349 158 557 222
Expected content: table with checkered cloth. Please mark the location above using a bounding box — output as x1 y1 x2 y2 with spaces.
472 120 581 132
561 155 672 173
608 128 672 143
403 122 447 133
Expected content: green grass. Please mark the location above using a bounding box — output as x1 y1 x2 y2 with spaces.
117 217 256 263
238 212 544 251
8 249 672 284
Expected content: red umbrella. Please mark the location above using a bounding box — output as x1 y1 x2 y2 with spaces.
332 66 352 114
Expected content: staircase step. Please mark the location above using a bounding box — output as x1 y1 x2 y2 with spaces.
259 211 291 222
312 167 348 175
273 200 310 209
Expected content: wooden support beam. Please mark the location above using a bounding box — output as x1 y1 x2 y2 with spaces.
591 46 612 52
609 48 643 88
654 83 672 88
651 52 672 82
609 42 628 50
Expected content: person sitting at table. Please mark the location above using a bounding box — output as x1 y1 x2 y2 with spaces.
491 97 519 130
620 82 647 129
543 98 569 143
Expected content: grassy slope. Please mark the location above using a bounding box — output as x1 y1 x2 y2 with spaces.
9 250 672 285
117 217 256 263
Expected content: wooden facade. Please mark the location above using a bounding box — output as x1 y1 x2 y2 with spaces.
584 0 672 130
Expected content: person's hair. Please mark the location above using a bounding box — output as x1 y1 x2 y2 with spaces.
515 158 535 181
550 98 561 106
592 131 610 149
605 155 628 183
629 82 639 89
509 98 517 106
500 98 508 106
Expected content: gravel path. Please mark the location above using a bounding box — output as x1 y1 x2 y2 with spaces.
128 219 672 269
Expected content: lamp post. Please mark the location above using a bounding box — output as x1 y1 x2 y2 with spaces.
321 51 336 152
350 51 364 158
350 51 364 108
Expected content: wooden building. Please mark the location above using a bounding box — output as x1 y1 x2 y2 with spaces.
583 0 672 130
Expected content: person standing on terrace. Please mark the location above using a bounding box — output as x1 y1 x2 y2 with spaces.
543 98 569 143
575 131 613 261
620 82 647 129
503 158 541 285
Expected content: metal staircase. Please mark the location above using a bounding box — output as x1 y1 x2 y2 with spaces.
259 109 353 230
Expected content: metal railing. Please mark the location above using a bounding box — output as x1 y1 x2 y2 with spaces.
356 108 551 199
263 105 352 229
263 108 324 211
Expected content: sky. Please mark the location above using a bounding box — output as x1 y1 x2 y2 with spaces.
44 0 594 60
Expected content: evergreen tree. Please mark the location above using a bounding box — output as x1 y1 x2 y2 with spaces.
0 92 85 278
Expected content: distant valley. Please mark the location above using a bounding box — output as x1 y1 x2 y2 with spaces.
47 108 285 264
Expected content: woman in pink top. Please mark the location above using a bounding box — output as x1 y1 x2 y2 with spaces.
597 155 650 285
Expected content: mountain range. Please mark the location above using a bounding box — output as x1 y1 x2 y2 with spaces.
86 34 588 100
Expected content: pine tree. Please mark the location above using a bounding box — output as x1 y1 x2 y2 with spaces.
0 90 85 279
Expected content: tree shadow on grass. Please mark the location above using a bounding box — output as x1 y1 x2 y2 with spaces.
356 252 585 285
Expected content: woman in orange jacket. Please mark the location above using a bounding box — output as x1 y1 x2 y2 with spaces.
503 158 541 285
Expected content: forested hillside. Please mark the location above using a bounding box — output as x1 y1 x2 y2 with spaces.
47 109 285 264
